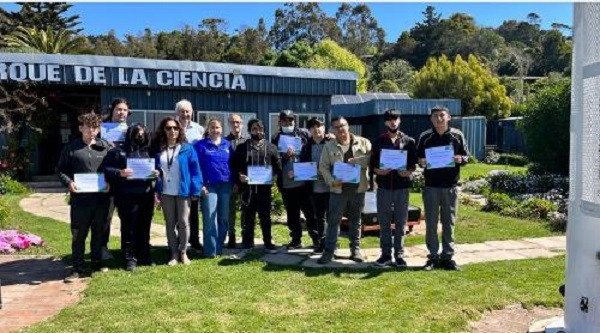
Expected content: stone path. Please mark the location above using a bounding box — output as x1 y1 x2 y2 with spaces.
464 304 563 333
2 193 567 333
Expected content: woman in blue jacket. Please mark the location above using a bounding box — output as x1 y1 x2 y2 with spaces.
154 116 202 266
194 118 234 257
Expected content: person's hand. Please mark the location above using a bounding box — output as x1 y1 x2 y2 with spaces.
331 180 343 188
67 182 77 193
325 133 335 140
454 155 463 163
152 170 160 178
286 146 295 158
239 174 249 183
398 170 412 178
287 170 294 179
102 183 111 193
419 158 427 168
201 186 208 197
120 168 133 178
347 157 360 165
374 168 391 176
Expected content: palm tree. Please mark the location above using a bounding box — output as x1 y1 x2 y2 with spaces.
4 26 89 54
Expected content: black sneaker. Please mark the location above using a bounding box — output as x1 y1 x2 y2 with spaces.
349 248 366 263
264 243 278 254
374 255 392 267
286 241 303 250
441 259 461 271
91 262 109 273
64 270 81 283
225 239 237 249
241 243 254 250
395 255 407 268
313 244 325 255
423 259 437 271
190 242 204 251
317 250 334 264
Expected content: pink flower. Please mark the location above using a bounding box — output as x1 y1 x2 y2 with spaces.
0 230 44 252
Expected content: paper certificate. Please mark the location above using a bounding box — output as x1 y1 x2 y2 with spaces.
293 162 318 181
278 136 302 153
127 158 156 179
74 173 107 193
101 122 128 142
247 166 273 185
333 162 361 184
425 145 456 169
379 149 407 170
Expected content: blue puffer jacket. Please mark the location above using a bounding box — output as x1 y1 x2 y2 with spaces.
194 137 234 185
155 143 202 197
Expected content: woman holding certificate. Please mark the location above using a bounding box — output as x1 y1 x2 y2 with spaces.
194 119 234 258
154 117 203 266
104 123 158 271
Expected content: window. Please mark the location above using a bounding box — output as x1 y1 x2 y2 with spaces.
268 113 326 139
129 110 173 132
197 111 256 138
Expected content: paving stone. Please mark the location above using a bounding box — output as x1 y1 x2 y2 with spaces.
522 237 567 250
302 257 371 269
514 248 564 259
454 243 497 253
484 240 539 250
261 253 306 266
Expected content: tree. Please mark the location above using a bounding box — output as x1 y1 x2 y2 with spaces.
125 28 158 59
305 39 367 92
195 18 230 62
335 3 385 57
411 54 512 119
224 18 271 65
5 26 89 54
9 2 82 33
273 40 315 67
518 78 570 175
373 59 415 92
268 2 340 51
374 80 400 93
88 30 129 56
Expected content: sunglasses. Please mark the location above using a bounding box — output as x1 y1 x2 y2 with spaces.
165 126 180 131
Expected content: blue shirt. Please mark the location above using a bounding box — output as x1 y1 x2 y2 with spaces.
194 137 233 185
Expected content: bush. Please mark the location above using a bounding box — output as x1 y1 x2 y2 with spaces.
410 168 425 193
498 153 529 167
487 172 568 195
519 198 557 219
0 196 10 226
462 178 490 195
271 186 285 216
484 151 501 164
483 192 516 212
0 175 31 195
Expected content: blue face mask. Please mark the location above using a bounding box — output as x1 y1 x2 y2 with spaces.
282 125 294 134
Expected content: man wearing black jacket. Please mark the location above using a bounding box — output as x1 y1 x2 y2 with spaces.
370 109 417 268
57 113 112 282
298 117 329 253
417 106 470 271
232 119 281 252
104 123 159 271
225 113 248 248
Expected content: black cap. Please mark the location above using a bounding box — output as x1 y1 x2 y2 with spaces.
279 110 295 120
430 105 449 115
383 109 401 121
307 117 324 129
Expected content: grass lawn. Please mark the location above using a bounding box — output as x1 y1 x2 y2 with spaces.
2 194 564 332
460 162 527 181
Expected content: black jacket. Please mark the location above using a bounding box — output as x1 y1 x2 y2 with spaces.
271 127 310 188
299 137 330 163
56 137 113 204
370 131 417 190
104 124 155 194
231 139 282 190
416 127 470 187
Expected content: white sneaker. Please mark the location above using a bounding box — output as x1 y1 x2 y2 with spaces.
168 253 178 266
101 247 113 260
180 251 191 265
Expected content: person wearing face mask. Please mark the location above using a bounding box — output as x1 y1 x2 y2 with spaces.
104 123 159 271
271 110 314 250
369 109 417 268
231 119 281 253
175 99 205 253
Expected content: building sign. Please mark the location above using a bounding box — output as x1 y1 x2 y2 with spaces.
0 62 247 91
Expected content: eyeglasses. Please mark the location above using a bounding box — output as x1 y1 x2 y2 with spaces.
165 126 180 131
333 123 348 130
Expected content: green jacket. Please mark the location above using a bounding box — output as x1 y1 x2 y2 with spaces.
318 134 371 194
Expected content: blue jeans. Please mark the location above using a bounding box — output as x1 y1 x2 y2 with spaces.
422 186 458 261
201 182 233 256
377 188 409 257
324 192 365 251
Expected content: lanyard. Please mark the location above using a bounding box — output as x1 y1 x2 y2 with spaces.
166 145 178 170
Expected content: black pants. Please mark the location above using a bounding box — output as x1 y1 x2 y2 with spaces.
188 199 201 246
115 192 154 265
241 186 272 246
70 201 109 270
308 192 329 247
104 195 116 247
281 187 317 244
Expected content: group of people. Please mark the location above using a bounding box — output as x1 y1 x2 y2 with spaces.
57 97 469 283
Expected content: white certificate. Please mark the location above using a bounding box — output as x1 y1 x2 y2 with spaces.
127 158 156 179
293 162 318 181
425 145 456 169
101 122 128 142
74 173 107 193
333 162 361 184
247 166 273 185
278 136 302 153
379 149 407 170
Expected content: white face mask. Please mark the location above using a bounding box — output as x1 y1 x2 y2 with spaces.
282 125 294 134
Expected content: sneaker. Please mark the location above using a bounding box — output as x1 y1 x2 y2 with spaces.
317 250 334 264
126 261 137 272
423 259 437 271
225 238 237 249
64 270 81 283
441 259 461 271
374 255 392 267
168 253 178 266
91 262 109 273
180 251 191 265
264 243 278 254
313 244 325 255
350 248 366 263
190 242 204 251
395 255 407 268
101 247 113 260
286 241 303 250
241 243 254 250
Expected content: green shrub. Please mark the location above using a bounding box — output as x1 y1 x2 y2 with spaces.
498 154 529 167
0 196 10 226
410 169 425 193
483 192 516 212
0 175 31 195
271 186 285 216
519 198 557 219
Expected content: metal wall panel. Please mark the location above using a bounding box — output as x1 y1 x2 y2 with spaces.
332 99 462 117
451 116 486 160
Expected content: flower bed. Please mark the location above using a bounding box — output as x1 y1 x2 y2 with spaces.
0 229 44 253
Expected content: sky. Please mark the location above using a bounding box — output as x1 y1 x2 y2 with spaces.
0 2 574 42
